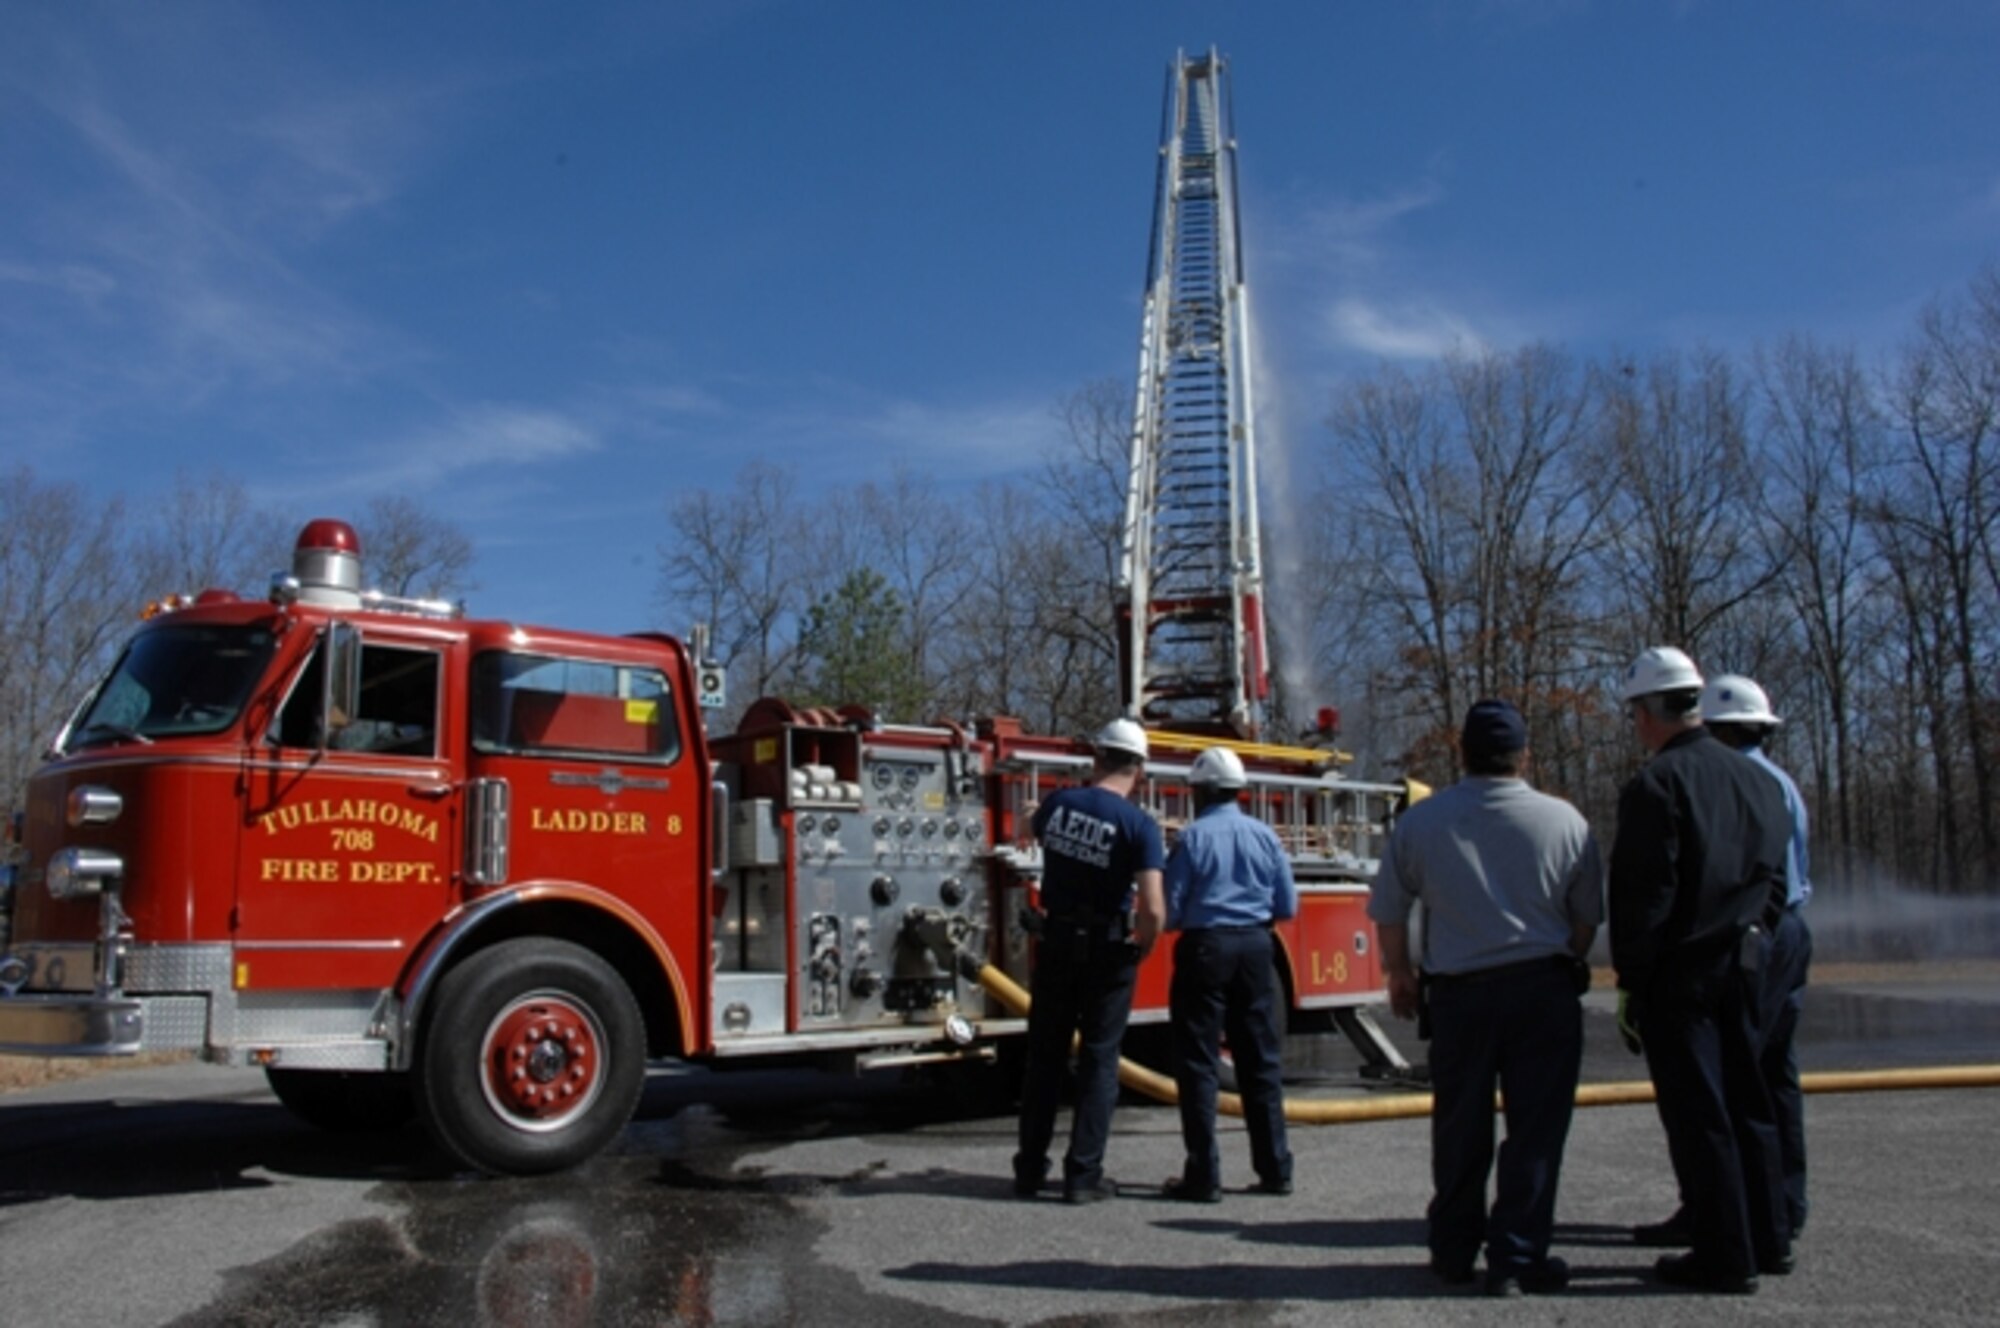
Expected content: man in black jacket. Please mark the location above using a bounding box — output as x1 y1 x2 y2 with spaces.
1610 647 1793 1295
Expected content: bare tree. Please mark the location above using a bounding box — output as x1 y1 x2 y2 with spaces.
1033 380 1130 728
136 472 293 597
1871 285 2000 891
940 480 1039 719
1753 336 1886 891
1328 360 1459 758
937 381 1131 735
1588 349 1773 655
0 467 145 813
657 462 809 722
1325 347 1606 789
855 468 973 712
356 496 476 602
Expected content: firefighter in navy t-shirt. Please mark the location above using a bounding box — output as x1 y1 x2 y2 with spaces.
1013 718 1166 1203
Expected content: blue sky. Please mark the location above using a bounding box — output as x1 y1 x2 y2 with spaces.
5 1 1997 635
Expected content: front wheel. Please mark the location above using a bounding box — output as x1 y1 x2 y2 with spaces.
417 937 647 1175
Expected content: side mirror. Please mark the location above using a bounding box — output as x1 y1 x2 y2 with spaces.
322 622 363 747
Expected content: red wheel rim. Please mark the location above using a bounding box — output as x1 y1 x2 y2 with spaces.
479 991 607 1133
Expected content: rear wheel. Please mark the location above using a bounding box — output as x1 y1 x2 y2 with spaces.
265 1067 416 1132
417 937 646 1175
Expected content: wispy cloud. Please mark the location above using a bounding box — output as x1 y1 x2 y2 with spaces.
240 95 415 233
372 403 602 490
0 84 409 421
848 396 1064 475
0 261 117 301
1253 170 1568 368
1283 178 1449 274
1323 296 1486 360
624 383 732 418
0 12 489 448
252 400 605 507
646 378 1069 482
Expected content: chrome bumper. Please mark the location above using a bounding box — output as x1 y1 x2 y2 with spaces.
0 991 207 1056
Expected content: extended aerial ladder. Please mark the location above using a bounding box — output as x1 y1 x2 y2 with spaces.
1118 47 1271 739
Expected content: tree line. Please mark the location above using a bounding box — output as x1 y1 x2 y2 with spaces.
1305 269 1998 899
0 476 472 815
2 269 1992 897
661 269 2000 898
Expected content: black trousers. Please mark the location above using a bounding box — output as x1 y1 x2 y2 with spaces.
1169 926 1291 1189
1641 944 1790 1279
1016 923 1141 1186
1426 961 1582 1274
1762 906 1813 1236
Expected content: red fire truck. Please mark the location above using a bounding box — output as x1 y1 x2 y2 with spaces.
0 521 1407 1174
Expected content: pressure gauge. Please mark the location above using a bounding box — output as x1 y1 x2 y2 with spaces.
871 764 895 791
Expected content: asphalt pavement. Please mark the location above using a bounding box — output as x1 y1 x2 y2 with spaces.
2 973 1998 1326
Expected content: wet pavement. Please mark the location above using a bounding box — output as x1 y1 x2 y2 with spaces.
3 964 1998 1326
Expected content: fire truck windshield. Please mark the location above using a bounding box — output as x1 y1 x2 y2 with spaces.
66 624 278 751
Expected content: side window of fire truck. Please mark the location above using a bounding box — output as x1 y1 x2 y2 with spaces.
470 652 680 764
274 640 441 757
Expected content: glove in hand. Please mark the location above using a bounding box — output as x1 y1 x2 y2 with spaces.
1617 990 1645 1056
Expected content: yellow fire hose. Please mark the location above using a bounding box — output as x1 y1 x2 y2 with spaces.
973 962 2000 1124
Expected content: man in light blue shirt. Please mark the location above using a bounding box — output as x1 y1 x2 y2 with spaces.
1160 746 1297 1202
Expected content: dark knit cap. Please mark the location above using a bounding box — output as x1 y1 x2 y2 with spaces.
1461 698 1529 757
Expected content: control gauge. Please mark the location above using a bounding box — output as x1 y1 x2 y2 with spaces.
871 764 896 792
898 765 921 793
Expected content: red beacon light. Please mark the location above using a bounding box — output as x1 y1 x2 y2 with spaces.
274 518 365 610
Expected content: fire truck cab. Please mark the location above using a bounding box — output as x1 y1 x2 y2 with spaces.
0 520 1407 1175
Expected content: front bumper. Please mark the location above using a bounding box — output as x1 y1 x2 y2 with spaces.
0 941 222 1056
0 991 207 1056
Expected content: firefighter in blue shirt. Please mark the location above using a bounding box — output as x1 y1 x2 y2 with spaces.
1160 746 1297 1202
1014 718 1166 1204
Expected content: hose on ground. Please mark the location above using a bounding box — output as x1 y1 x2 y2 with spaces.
971 961 2000 1125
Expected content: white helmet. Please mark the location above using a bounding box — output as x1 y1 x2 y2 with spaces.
1093 717 1150 760
1701 674 1781 727
1620 646 1703 701
1188 747 1248 789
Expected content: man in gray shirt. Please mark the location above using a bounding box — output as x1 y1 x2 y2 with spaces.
1369 699 1603 1297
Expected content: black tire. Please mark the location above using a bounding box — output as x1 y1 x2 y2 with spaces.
265 1067 416 1132
417 937 647 1176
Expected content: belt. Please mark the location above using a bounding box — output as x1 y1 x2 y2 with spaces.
1182 923 1272 934
1427 953 1573 986
1046 911 1120 929
1042 912 1129 941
